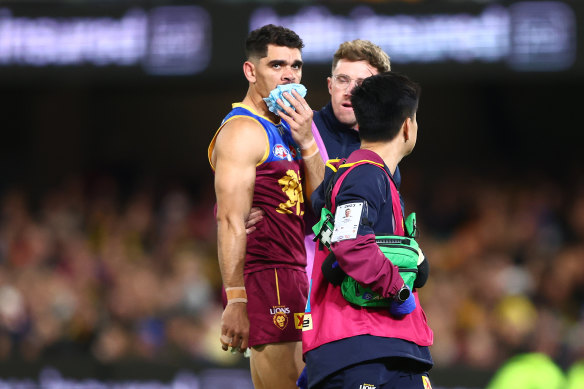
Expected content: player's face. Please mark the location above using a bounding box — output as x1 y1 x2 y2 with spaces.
254 44 303 98
328 59 378 129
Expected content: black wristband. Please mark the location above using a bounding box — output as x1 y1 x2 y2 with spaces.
394 284 410 303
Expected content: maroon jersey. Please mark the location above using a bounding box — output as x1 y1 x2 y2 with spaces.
209 103 307 274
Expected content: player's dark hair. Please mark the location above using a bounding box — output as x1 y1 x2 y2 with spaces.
245 24 304 60
351 72 420 142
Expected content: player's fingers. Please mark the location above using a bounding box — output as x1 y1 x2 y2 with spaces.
245 226 257 234
282 92 304 111
246 212 263 227
239 335 249 352
276 98 298 117
249 207 264 219
220 334 232 351
290 90 310 109
276 106 295 124
230 334 243 351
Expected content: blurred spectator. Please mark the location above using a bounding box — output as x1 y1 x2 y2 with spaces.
0 170 582 376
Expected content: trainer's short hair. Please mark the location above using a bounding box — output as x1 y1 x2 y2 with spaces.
245 24 304 60
351 72 420 143
331 40 391 74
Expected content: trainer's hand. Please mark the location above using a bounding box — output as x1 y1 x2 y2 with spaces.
220 303 250 353
245 207 264 234
276 90 314 149
389 287 416 316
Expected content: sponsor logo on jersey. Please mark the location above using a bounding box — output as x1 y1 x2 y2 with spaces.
294 313 304 329
289 145 298 159
359 384 376 389
273 144 291 160
422 376 432 389
301 313 313 331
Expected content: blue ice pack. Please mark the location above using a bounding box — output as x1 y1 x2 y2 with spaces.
263 83 307 116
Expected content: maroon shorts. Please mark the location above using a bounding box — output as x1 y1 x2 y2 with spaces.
243 267 308 347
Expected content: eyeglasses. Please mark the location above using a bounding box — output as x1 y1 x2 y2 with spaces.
332 74 366 90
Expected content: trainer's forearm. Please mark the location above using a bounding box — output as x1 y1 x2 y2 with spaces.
217 217 247 288
302 152 325 204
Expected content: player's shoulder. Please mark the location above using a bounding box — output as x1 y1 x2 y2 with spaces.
214 115 267 162
220 115 265 140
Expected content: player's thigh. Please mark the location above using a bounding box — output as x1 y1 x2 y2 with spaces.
251 341 304 387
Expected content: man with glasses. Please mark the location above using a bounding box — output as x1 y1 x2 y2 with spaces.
313 39 392 163
302 40 399 281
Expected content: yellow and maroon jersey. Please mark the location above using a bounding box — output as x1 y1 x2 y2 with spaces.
209 103 306 274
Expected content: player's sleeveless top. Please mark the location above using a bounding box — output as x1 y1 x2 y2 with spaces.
209 103 306 274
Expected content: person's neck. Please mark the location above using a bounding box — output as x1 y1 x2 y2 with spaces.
360 140 403 175
242 88 279 123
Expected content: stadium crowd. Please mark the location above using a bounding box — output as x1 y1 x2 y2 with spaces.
0 170 582 375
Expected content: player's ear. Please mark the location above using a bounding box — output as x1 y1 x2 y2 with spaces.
402 117 412 143
243 61 256 83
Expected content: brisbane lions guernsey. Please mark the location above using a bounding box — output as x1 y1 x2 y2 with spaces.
208 103 307 274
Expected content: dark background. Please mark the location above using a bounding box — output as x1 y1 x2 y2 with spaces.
0 1 583 388
1 0 582 201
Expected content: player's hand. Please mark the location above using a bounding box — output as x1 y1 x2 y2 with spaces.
245 207 264 234
276 90 314 149
219 302 250 353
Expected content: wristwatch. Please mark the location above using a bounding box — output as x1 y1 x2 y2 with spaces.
394 284 410 303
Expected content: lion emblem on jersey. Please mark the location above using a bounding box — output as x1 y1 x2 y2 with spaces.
277 169 304 216
273 312 289 330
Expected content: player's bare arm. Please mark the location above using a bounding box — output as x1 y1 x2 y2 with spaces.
212 117 266 352
277 90 325 202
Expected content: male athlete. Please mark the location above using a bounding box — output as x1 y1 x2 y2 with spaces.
208 25 314 389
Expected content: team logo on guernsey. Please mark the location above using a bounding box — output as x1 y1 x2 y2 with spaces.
277 169 304 216
273 144 291 161
271 305 290 330
422 376 432 389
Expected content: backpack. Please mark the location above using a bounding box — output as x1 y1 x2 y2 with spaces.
312 158 421 308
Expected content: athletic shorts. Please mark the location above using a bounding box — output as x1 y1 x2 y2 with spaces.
239 267 308 347
313 358 432 389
